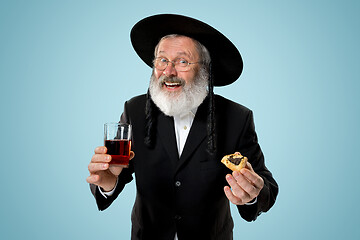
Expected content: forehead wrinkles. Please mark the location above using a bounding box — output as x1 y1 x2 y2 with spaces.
157 50 193 59
157 37 198 60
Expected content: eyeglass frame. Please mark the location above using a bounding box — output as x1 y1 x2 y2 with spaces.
153 57 201 72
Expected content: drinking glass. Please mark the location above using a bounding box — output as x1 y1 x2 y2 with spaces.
104 123 132 165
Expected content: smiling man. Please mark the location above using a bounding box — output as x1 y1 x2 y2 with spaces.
150 35 209 117
87 14 278 240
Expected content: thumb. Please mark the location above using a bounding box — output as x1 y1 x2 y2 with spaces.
129 151 135 160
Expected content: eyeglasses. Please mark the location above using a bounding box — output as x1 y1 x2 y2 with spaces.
153 57 200 72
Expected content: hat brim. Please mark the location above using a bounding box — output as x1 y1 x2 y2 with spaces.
130 14 243 86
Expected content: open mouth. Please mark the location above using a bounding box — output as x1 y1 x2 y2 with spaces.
164 81 182 90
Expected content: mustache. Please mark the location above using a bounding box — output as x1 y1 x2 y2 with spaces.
158 75 186 86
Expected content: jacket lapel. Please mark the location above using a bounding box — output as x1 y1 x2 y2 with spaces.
157 113 180 163
175 98 208 173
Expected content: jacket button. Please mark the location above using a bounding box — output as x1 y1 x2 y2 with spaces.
175 181 181 187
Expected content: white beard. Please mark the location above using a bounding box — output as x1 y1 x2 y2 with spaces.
149 68 209 116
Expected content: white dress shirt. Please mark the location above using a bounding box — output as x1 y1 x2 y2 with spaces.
172 108 197 156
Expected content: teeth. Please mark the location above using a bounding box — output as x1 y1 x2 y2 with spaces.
165 82 181 86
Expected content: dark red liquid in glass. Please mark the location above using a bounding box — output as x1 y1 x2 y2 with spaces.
105 139 131 165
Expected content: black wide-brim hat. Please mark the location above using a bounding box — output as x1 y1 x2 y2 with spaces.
130 14 243 86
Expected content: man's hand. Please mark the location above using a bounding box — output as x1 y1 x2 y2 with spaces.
224 161 264 205
86 146 135 192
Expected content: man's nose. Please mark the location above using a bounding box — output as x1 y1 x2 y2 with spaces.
163 62 177 77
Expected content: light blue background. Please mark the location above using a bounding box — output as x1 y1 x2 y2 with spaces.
1 0 359 239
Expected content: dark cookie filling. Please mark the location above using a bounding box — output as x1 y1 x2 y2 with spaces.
228 155 244 165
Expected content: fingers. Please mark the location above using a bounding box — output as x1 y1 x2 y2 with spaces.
86 174 98 184
88 162 109 173
86 172 117 192
225 173 250 205
95 146 107 154
224 185 242 205
87 146 124 191
240 166 264 190
91 153 111 163
89 147 135 176
88 146 111 183
89 151 111 175
225 169 264 205
93 148 135 163
91 146 110 166
233 171 258 197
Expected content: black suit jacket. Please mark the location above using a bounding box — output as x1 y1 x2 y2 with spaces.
91 94 278 240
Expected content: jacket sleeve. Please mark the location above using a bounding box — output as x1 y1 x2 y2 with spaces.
90 101 135 211
236 110 278 221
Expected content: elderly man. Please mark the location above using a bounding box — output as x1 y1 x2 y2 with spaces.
87 14 278 240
